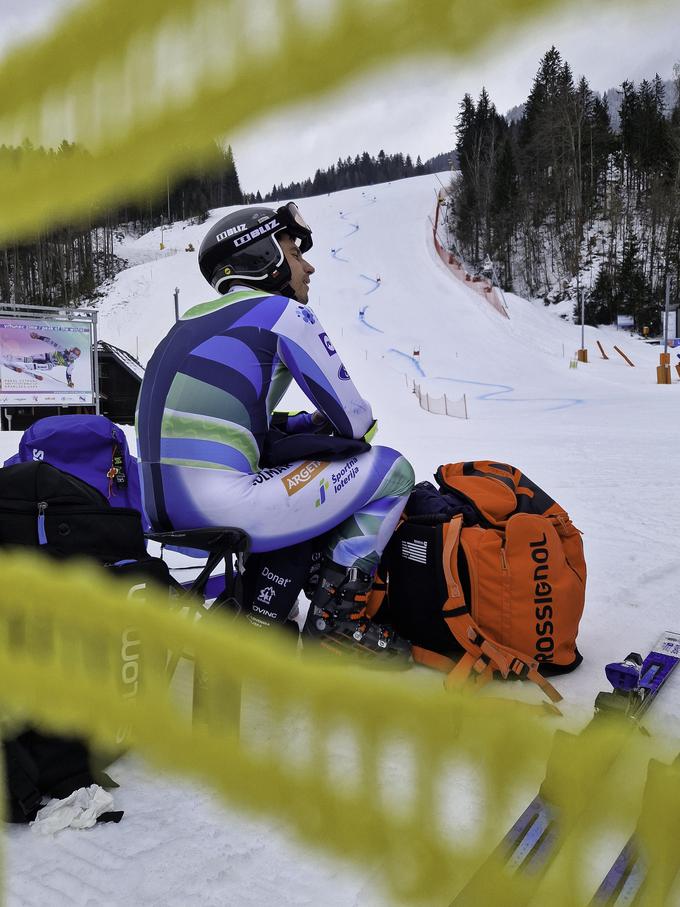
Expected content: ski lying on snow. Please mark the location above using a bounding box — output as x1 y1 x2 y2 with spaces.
449 630 680 907
589 753 680 907
590 837 644 906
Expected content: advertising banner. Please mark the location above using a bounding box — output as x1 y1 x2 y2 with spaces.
0 315 94 406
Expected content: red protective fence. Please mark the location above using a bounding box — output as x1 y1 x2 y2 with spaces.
431 192 509 319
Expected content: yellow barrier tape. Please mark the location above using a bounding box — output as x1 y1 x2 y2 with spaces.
1 550 679 905
1 0 678 901
0 0 596 243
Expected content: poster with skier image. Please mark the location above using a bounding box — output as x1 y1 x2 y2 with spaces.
0 315 94 406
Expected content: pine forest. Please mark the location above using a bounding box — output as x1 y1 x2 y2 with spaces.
448 47 680 330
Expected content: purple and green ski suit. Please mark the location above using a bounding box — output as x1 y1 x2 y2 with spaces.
136 287 414 572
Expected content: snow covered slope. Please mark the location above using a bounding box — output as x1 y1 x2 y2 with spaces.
3 173 679 906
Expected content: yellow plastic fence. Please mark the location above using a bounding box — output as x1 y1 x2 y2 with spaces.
0 0 597 244
2 1 677 903
1 550 679 906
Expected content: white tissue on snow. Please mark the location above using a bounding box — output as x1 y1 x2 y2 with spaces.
30 784 114 835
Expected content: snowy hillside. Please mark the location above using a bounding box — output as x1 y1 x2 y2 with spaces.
3 173 680 906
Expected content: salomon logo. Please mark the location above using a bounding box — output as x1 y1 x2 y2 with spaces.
114 622 142 745
32 448 44 461
120 628 141 699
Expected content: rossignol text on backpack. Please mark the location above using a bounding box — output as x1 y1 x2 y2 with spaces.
366 461 586 704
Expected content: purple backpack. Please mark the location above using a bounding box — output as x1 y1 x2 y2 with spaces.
4 415 144 518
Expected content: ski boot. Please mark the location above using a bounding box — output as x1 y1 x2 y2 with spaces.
303 560 411 669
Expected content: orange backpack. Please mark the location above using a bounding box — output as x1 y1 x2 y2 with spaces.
366 461 587 704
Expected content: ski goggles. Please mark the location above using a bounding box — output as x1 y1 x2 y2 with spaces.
275 202 313 253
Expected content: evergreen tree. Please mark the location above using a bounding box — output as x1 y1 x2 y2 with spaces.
0 139 247 308
584 268 615 325
447 48 680 309
259 147 445 202
490 136 518 284
589 95 614 212
616 233 658 330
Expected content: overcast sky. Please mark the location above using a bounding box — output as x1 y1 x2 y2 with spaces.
1 0 678 194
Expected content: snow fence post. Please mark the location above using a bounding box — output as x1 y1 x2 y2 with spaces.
92 310 101 416
657 352 671 384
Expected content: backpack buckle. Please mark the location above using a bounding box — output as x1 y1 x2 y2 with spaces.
509 657 530 680
352 619 370 642
377 626 394 649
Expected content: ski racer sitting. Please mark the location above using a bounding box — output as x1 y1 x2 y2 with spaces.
136 203 414 652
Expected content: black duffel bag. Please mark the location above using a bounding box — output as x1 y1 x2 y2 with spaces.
0 460 147 561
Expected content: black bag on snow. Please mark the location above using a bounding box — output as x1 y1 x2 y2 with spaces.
3 731 122 824
367 466 586 703
0 461 173 823
0 460 147 561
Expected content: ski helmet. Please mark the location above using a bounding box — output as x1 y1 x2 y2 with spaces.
198 202 313 296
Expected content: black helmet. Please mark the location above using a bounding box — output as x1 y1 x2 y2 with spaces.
198 202 313 296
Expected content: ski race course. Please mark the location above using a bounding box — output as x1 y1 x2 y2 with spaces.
2 173 680 906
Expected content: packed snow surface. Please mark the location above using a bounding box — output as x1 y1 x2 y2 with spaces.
2 173 679 906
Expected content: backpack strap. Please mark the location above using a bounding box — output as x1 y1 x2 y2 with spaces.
365 574 387 618
440 516 562 706
410 646 457 673
365 514 406 619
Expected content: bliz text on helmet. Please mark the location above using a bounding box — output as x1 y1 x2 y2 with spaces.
224 218 280 247
215 223 246 242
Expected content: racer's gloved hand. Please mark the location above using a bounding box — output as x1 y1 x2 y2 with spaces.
311 411 334 434
279 411 329 434
67 380 74 388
